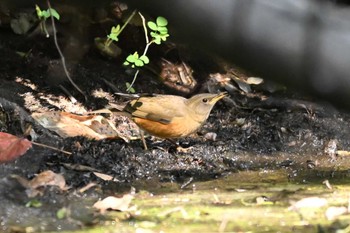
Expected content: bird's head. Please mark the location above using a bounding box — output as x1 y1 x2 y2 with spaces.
186 92 227 122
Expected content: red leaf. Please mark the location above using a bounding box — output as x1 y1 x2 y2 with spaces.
0 132 32 162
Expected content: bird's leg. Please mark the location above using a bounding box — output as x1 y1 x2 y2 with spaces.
166 139 192 153
166 138 179 147
140 130 148 150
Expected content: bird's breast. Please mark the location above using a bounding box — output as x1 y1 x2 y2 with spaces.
133 116 202 138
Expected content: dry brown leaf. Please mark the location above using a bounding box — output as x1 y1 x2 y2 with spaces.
0 132 32 162
78 182 98 193
246 77 264 85
93 172 119 182
93 194 134 213
12 170 68 197
32 111 127 141
29 170 68 190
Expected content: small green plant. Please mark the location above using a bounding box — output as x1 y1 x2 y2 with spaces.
56 207 68 219
124 52 149 68
123 15 169 92
35 5 60 38
106 25 121 44
105 10 136 47
95 10 136 58
147 17 169 45
125 82 136 93
26 199 42 208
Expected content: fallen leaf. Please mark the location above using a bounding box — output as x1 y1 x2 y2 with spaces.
93 194 134 213
0 132 32 162
325 206 348 220
93 172 119 182
204 132 217 141
288 197 328 211
246 77 264 85
28 170 67 190
12 170 68 197
78 182 98 193
32 111 128 141
232 77 251 93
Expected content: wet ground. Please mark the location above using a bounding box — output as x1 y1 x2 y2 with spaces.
2 3 350 232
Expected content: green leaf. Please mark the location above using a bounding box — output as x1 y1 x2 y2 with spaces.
42 10 51 19
154 38 161 45
107 34 118 42
132 52 139 59
156 17 168 27
140 55 149 64
26 200 42 208
125 82 136 93
135 59 144 67
151 33 162 44
150 31 158 38
35 5 43 18
158 27 168 34
147 21 158 31
126 55 135 63
111 25 120 34
126 53 138 62
36 6 60 20
123 61 130 66
56 207 68 219
161 34 169 41
49 8 60 20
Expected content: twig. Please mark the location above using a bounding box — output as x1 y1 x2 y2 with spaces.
102 78 120 92
46 0 88 102
59 84 77 103
31 141 72 155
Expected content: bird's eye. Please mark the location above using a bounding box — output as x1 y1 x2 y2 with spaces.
202 98 208 103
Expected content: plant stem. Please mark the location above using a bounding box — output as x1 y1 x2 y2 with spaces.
105 38 112 47
139 12 149 44
118 10 137 37
126 12 153 92
41 21 50 38
31 141 72 155
139 12 154 56
105 10 136 48
47 0 87 101
127 69 140 92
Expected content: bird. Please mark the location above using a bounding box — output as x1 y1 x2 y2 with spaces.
121 92 227 150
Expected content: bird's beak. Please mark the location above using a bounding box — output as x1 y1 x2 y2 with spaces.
210 92 228 104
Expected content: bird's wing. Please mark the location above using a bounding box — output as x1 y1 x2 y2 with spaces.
124 95 187 124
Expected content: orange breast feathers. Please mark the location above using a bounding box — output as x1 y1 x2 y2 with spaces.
133 116 201 138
